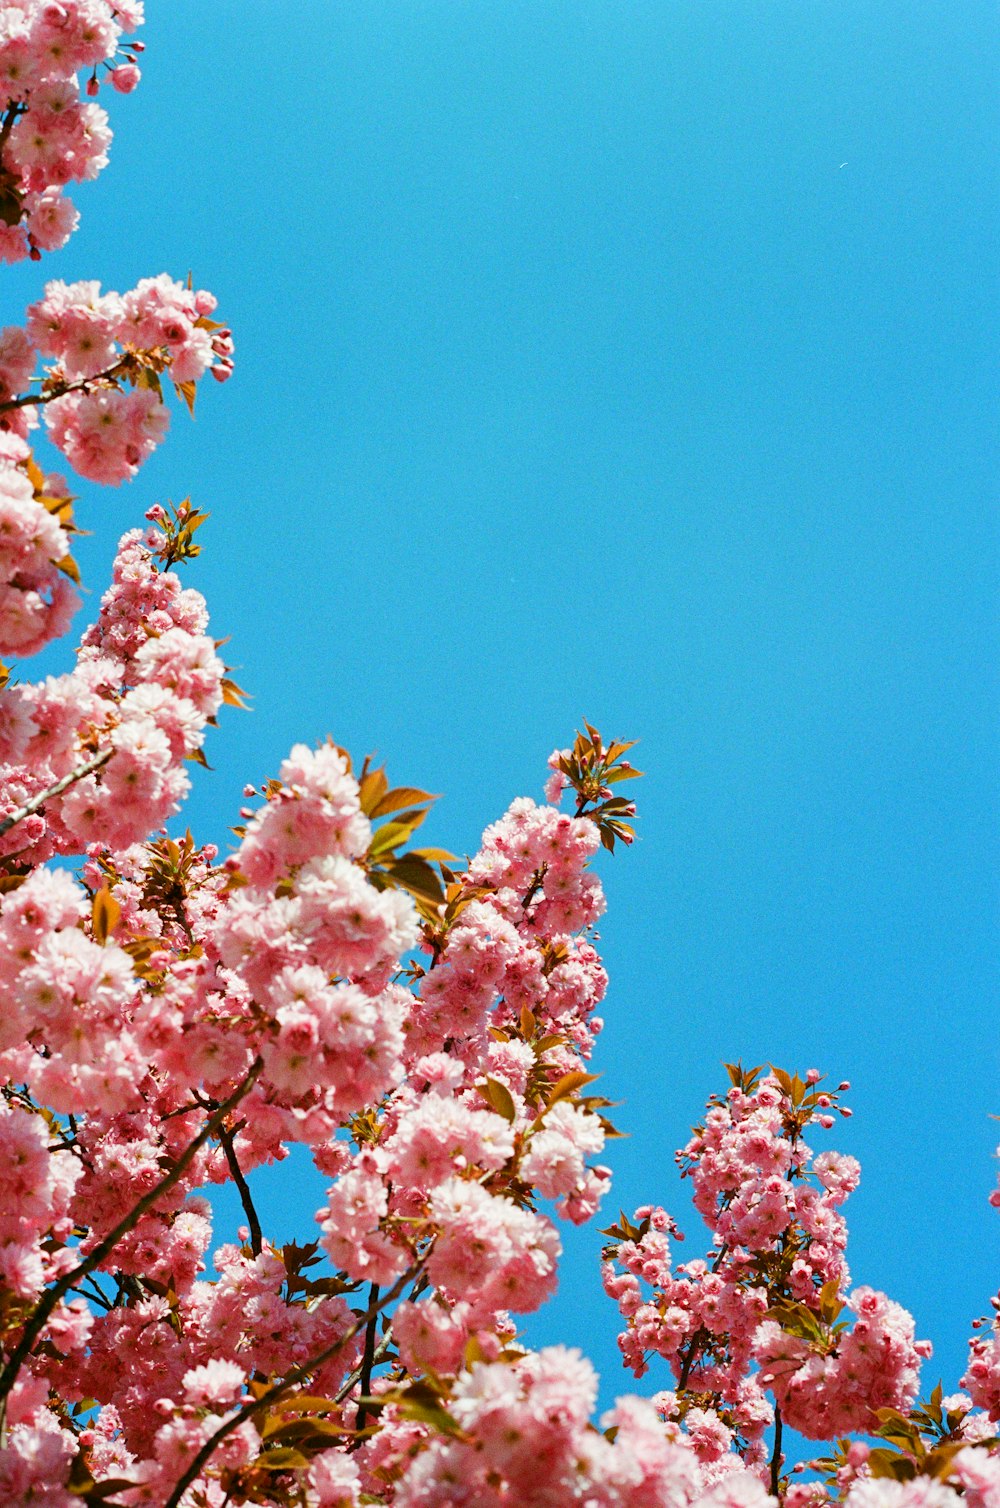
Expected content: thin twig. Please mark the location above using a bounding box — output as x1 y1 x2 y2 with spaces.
335 1324 394 1405
68 1282 111 1312
0 748 113 839
334 1272 428 1405
162 1258 426 1508
0 1060 262 1412
353 1283 380 1435
216 1118 262 1257
520 864 548 912
0 356 132 415
770 1404 784 1497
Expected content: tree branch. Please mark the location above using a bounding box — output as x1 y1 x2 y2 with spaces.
0 356 132 415
216 1117 262 1257
770 1404 784 1497
352 1283 380 1435
0 104 23 163
0 1059 262 1412
162 1257 426 1508
333 1272 428 1405
0 747 113 840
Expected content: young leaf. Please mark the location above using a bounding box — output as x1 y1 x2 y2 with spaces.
480 1076 516 1123
370 786 438 819
91 886 121 946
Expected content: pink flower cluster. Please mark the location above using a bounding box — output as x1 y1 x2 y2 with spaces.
0 525 224 859
0 0 145 262
0 1097 81 1300
0 274 234 485
387 1345 770 1508
202 757 614 1329
38 1240 358 1500
755 1286 929 1438
964 1294 1000 1421
836 1456 1000 1508
603 1071 930 1457
408 798 608 1074
211 742 419 1127
0 865 142 1114
0 707 645 1506
0 439 77 656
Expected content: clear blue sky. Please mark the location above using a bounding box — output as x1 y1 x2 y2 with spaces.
8 0 998 1407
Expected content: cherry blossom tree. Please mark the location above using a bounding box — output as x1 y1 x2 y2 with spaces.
0 6 996 1507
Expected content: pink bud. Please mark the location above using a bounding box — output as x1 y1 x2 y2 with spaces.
86 74 100 97
109 63 141 94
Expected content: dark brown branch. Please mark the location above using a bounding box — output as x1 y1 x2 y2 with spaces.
334 1272 428 1405
216 1118 262 1257
353 1283 380 1436
0 104 23 162
770 1404 784 1497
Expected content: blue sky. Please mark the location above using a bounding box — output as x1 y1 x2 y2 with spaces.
7 0 998 1408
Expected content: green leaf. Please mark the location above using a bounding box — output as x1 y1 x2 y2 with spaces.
366 1386 466 1439
268 1394 343 1414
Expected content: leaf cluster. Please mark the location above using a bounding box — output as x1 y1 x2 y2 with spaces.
554 722 643 851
